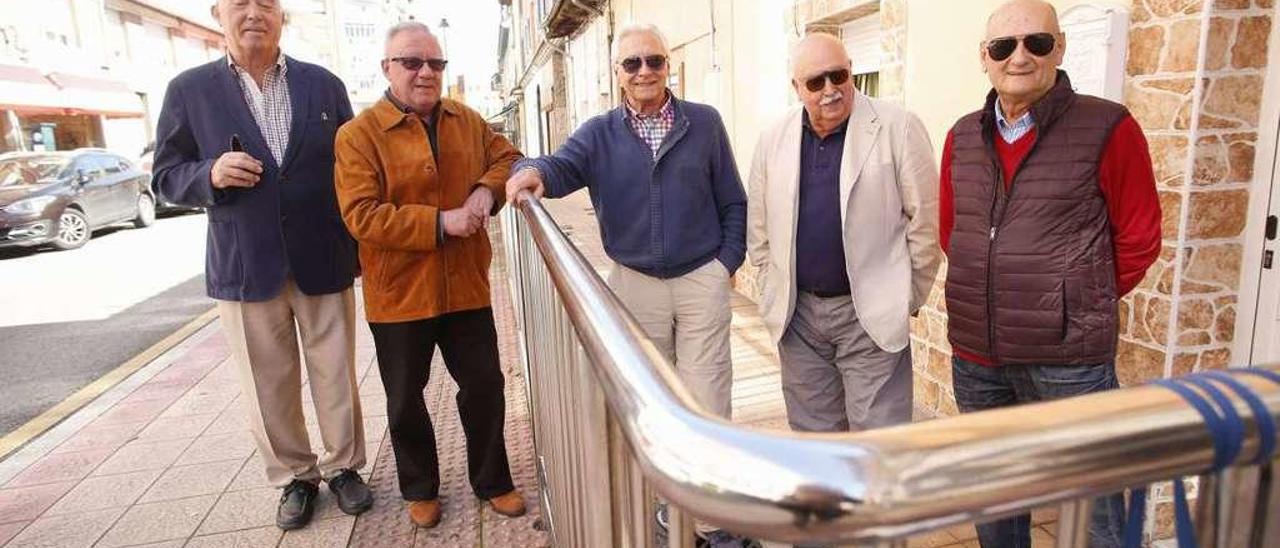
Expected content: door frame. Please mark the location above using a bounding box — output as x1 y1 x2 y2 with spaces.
1231 3 1280 366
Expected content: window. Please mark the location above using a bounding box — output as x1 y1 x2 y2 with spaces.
840 14 883 98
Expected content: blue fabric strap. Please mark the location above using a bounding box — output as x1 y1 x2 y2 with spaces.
1172 479 1197 548
1124 487 1148 548
1154 378 1234 471
1180 377 1245 469
1238 367 1280 385
1200 371 1277 465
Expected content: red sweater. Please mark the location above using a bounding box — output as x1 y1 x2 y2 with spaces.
939 115 1162 366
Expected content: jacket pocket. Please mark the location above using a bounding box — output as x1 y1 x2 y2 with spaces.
207 220 243 289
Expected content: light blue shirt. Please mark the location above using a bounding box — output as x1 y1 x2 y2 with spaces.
994 101 1035 144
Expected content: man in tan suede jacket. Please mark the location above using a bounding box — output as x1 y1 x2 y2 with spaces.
333 21 524 528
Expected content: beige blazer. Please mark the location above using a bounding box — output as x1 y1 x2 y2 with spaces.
747 93 941 352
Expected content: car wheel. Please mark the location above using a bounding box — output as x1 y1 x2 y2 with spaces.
52 208 90 250
133 194 156 228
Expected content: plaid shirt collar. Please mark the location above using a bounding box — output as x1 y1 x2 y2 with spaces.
226 49 288 76
625 92 674 123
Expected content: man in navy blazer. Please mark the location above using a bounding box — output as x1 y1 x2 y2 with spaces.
152 0 369 531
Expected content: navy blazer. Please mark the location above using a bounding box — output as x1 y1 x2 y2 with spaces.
153 56 358 302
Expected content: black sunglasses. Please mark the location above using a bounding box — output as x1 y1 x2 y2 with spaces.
802 68 851 93
619 55 667 74
985 33 1057 61
388 56 448 72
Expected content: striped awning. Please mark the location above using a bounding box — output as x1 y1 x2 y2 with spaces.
0 64 145 118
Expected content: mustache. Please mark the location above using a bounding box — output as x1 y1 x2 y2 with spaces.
819 90 844 106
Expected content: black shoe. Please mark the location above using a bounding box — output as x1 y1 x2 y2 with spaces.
276 479 319 530
328 469 373 515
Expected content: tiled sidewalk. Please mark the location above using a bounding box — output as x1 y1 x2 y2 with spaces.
0 228 547 547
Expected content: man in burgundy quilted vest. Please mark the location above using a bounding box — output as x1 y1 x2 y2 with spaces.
939 1 1161 547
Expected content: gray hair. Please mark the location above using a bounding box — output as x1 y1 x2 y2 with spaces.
611 23 669 61
385 21 435 51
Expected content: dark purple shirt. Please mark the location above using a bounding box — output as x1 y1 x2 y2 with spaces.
795 112 850 295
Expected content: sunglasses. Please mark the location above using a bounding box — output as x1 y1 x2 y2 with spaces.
801 68 850 93
619 55 667 74
984 33 1057 61
387 56 448 72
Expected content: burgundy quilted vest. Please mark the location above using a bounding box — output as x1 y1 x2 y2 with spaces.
946 71 1129 365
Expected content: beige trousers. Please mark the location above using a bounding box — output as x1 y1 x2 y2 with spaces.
217 279 365 487
607 259 733 420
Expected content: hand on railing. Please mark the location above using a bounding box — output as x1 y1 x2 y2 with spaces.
505 166 545 205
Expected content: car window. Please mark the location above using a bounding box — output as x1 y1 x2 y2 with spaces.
74 157 105 180
94 155 123 175
0 156 67 187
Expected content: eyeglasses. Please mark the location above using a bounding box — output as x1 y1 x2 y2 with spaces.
801 68 850 93
619 55 667 74
387 57 448 72
984 33 1057 61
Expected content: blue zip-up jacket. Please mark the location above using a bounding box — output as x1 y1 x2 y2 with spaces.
514 98 746 279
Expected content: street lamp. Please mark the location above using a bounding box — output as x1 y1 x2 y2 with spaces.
439 17 450 57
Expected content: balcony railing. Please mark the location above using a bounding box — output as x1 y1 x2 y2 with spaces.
500 192 1280 547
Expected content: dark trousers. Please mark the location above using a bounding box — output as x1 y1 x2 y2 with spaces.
951 357 1127 548
368 308 514 501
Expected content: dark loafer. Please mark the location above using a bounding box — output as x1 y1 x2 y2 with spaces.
328 469 373 515
276 479 319 530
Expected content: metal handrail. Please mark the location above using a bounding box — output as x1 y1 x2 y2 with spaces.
509 191 1280 545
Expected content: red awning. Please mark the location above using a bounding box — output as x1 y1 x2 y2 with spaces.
0 64 145 118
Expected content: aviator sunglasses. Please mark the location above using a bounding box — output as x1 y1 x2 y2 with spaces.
619 55 667 74
387 56 448 72
802 68 851 93
984 33 1057 61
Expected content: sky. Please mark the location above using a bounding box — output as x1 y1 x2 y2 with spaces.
406 1 503 98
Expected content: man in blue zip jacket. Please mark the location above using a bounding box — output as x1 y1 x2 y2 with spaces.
505 22 748 548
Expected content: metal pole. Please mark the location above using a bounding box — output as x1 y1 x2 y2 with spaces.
1055 499 1095 548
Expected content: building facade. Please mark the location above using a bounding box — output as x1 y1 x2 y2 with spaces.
0 0 223 158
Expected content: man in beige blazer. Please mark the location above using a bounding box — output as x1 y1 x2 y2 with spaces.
747 33 940 433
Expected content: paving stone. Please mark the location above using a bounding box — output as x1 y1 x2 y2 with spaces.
185 526 281 548
43 470 159 516
92 439 191 476
137 459 243 503
96 494 217 547
92 399 174 426
4 448 115 487
197 487 280 535
226 455 272 492
173 432 256 466
159 388 239 419
279 515 355 548
0 481 76 523
4 507 125 548
49 421 147 455
134 413 219 442
0 521 29 545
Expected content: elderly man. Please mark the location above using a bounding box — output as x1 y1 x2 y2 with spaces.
334 22 525 528
940 1 1161 546
153 0 369 530
747 33 939 436
504 23 747 546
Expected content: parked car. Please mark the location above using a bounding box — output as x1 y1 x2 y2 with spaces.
0 149 156 250
139 142 201 215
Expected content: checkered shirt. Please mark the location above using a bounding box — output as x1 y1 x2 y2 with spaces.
228 51 292 165
994 100 1035 144
626 95 674 159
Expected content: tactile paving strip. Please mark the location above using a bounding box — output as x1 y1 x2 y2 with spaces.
349 225 549 547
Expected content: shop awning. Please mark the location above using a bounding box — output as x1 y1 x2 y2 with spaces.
0 64 146 118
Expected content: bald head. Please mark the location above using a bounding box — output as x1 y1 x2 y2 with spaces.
789 33 849 81
986 0 1060 40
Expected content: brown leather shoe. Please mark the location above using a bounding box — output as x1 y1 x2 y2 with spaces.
407 500 441 528
487 490 527 517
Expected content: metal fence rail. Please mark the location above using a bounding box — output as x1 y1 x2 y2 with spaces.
500 193 1280 547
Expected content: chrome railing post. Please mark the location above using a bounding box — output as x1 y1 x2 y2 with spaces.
1054 499 1094 548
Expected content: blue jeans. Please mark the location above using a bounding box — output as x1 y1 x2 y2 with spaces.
951 357 1127 548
